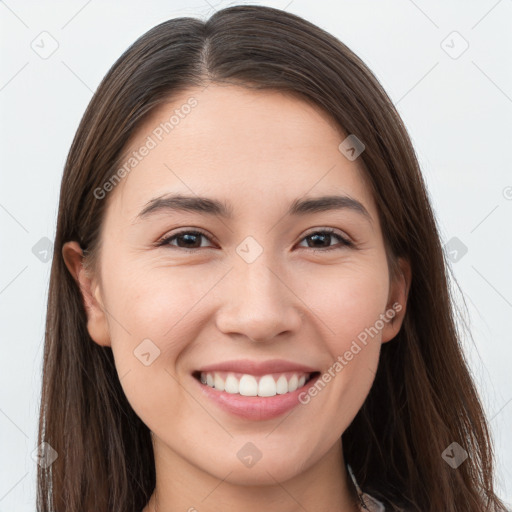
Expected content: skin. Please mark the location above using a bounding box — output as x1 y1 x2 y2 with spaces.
63 84 411 512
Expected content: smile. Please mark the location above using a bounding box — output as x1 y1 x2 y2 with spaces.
194 370 318 397
192 365 322 421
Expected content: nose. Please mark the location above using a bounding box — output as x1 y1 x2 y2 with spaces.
215 257 303 343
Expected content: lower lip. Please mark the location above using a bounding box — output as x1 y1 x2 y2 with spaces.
193 373 321 421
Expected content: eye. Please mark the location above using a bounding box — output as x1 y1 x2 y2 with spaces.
156 227 353 253
297 228 354 252
156 230 215 252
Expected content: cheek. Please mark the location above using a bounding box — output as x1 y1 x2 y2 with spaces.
296 264 388 419
298 262 389 346
103 260 218 347
99 260 230 418
99 263 205 427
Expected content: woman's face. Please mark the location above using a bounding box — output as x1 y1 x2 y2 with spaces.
64 84 409 486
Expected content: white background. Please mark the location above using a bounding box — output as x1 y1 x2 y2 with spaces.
0 0 511 510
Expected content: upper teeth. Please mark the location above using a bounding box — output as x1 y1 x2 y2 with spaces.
200 371 310 397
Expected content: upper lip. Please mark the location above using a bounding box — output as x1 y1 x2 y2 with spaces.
195 359 319 376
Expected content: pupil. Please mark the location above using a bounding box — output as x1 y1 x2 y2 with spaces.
179 234 199 248
310 233 329 247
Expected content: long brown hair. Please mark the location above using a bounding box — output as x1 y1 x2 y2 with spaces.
37 5 509 511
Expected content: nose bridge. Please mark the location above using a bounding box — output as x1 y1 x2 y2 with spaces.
215 248 302 342
233 232 285 307
239 254 281 306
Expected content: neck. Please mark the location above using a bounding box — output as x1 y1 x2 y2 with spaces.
143 436 360 512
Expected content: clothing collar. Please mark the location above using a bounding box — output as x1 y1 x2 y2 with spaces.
347 464 386 512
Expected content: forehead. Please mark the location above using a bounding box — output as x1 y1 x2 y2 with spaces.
106 84 376 224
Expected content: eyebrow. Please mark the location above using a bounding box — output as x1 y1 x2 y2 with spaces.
135 193 372 223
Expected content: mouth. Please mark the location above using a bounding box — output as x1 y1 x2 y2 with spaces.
192 370 321 397
190 359 323 421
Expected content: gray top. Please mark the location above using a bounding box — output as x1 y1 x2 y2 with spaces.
359 492 386 512
348 464 386 512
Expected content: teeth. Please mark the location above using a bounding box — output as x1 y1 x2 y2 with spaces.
214 373 225 391
239 375 258 396
199 371 312 396
225 374 239 394
276 375 288 394
258 375 276 397
288 374 298 392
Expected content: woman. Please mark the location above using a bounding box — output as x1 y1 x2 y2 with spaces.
36 5 509 512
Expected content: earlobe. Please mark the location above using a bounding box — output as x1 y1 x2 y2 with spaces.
62 241 111 347
381 257 411 343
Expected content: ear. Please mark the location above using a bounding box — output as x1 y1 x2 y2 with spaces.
381 257 411 343
62 241 111 347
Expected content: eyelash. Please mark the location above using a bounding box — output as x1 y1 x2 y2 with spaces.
155 228 354 253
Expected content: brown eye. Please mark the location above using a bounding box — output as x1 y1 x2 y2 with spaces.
156 228 353 254
157 230 214 251
298 229 353 252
